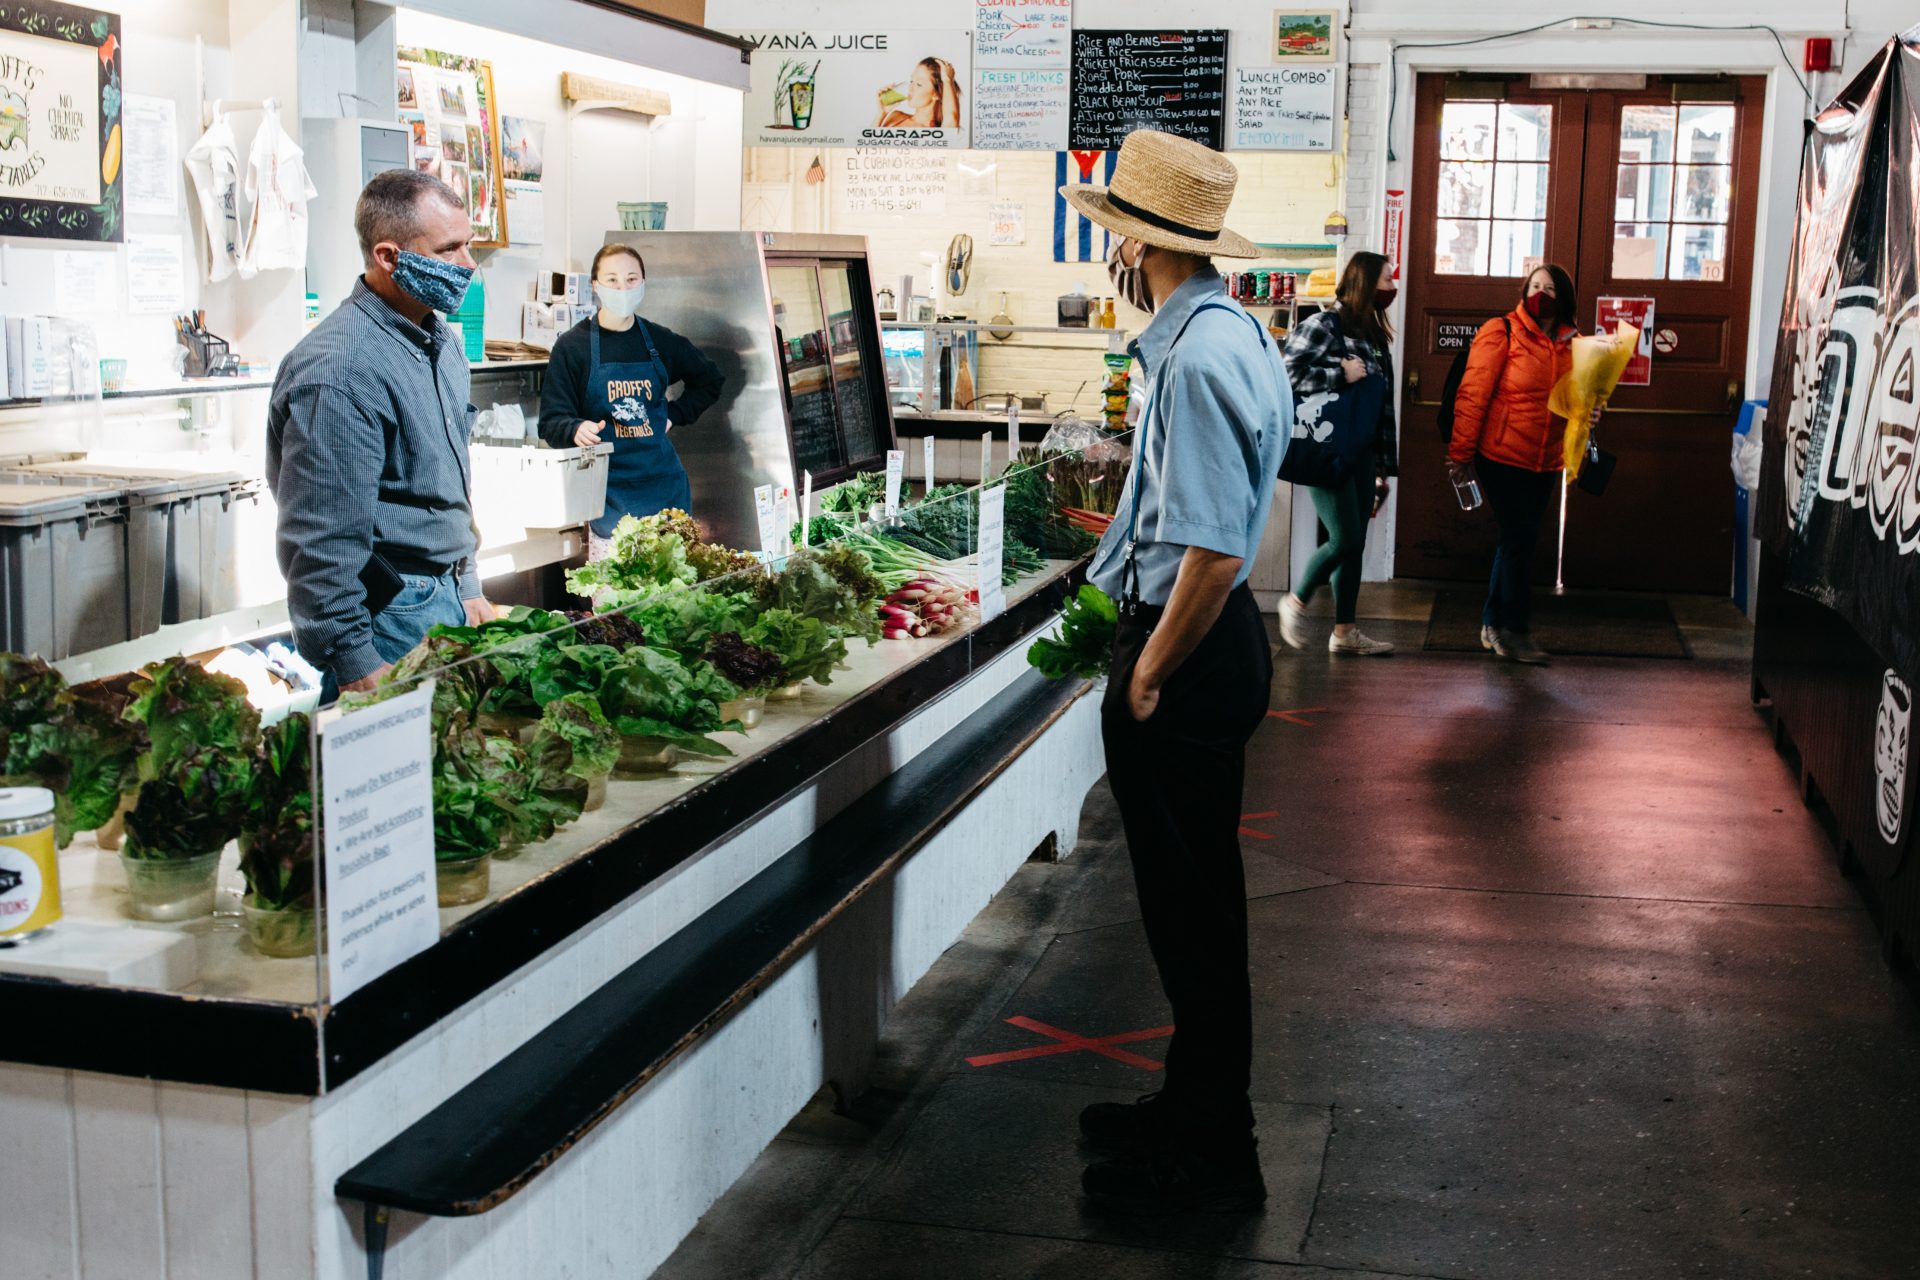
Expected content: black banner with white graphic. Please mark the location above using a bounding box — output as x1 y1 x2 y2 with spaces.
1762 28 1920 680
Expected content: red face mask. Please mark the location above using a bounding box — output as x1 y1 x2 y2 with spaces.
1375 286 1398 308
1524 292 1557 324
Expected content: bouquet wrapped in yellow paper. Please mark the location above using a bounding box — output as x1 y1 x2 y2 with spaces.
1551 320 1640 481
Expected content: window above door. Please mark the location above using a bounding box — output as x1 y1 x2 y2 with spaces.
1611 102 1736 280
1435 101 1553 276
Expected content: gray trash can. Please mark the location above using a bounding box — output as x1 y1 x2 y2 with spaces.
0 481 133 659
7 462 263 625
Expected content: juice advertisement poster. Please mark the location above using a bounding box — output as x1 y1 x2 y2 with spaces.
735 30 973 149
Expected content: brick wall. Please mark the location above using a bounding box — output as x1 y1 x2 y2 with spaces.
746 145 1345 414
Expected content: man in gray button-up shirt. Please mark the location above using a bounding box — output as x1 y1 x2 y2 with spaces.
268 170 495 693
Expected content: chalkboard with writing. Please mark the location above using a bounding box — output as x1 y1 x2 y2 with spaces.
1069 30 1230 152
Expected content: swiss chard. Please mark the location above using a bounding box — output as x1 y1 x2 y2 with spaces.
1027 584 1117 681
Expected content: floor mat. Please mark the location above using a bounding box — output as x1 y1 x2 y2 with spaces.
1424 589 1691 658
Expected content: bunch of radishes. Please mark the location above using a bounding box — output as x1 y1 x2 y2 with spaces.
880 576 975 639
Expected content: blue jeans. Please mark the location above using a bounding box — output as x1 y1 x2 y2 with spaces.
321 570 466 702
1476 458 1558 634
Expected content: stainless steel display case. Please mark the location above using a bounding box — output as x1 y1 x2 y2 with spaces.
597 231 897 549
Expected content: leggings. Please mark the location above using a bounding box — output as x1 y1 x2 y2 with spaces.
1294 464 1373 624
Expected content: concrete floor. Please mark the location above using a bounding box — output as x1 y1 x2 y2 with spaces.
655 586 1920 1280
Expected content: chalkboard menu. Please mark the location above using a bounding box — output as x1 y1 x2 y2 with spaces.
1069 30 1230 152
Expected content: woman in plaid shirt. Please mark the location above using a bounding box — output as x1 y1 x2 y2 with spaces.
1278 251 1400 656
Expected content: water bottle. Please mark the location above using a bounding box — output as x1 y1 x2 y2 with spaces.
1451 463 1484 511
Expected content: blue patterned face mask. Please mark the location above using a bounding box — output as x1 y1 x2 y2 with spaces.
391 249 474 314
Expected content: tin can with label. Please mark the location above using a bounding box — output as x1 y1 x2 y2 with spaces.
0 786 60 945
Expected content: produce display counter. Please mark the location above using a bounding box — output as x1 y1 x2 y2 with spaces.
0 555 1108 1280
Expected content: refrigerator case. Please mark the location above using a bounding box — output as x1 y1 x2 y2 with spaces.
596 232 897 549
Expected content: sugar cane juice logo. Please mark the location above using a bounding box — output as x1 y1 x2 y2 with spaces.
1785 286 1920 549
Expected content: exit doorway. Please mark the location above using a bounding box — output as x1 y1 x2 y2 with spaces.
1394 72 1766 594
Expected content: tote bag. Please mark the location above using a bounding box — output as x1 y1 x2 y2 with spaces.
1279 361 1387 488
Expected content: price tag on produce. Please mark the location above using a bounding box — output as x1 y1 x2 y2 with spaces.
801 470 813 550
977 481 1006 623
777 487 795 557
884 449 904 517
754 484 780 561
924 435 936 490
318 680 439 1003
1007 400 1020 467
980 431 993 484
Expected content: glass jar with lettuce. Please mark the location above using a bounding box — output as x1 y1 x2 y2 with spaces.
237 714 318 956
118 657 262 921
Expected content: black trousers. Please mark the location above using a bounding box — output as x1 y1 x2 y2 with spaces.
1476 456 1559 634
1100 584 1273 1155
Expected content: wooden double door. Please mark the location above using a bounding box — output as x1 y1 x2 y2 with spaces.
1394 73 1766 594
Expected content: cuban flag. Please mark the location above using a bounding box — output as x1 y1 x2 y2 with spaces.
1054 150 1118 263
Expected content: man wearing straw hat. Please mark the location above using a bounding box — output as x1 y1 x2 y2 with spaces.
1062 129 1291 1214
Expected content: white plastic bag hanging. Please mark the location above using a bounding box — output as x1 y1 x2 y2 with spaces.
239 101 317 277
184 112 244 282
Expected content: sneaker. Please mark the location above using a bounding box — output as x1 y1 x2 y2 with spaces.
1082 1147 1267 1216
1494 629 1551 665
1480 624 1499 652
1278 594 1310 650
1328 629 1394 656
1079 1091 1175 1154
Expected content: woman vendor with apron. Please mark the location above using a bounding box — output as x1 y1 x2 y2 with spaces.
539 243 727 558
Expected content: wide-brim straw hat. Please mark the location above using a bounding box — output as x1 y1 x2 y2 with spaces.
1060 130 1259 259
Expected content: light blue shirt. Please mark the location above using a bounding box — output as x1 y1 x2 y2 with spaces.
1088 267 1292 607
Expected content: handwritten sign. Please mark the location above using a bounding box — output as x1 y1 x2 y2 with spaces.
924 434 936 488
975 69 1070 150
989 200 1026 246
975 0 1071 149
320 682 438 1003
975 0 1071 62
978 483 1007 622
1231 66 1338 151
843 149 949 216
885 449 905 515
1070 30 1230 152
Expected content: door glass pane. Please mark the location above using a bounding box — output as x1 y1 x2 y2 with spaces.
819 263 881 465
1619 105 1676 163
768 264 848 475
1438 162 1492 217
1490 221 1545 276
1441 102 1497 160
1612 224 1670 279
1675 164 1732 223
1497 103 1554 161
1614 164 1672 222
1670 224 1729 280
1677 104 1735 164
1493 163 1549 218
1434 219 1491 275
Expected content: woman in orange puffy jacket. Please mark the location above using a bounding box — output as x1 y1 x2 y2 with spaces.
1446 264 1585 665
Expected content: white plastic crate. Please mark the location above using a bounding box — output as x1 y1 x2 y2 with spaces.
469 442 613 530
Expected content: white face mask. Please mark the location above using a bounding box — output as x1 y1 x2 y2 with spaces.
596 282 646 318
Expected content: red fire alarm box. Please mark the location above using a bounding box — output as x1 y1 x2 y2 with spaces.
1805 38 1835 73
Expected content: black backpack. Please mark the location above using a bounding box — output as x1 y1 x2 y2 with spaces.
1436 317 1509 442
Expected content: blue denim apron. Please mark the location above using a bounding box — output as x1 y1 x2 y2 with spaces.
587 318 690 537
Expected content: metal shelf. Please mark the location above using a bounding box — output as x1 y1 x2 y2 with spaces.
0 375 277 410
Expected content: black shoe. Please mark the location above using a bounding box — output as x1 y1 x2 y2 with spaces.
1081 1147 1266 1216
1079 1091 1175 1153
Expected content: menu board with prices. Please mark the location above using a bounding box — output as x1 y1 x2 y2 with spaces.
1069 30 1230 152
